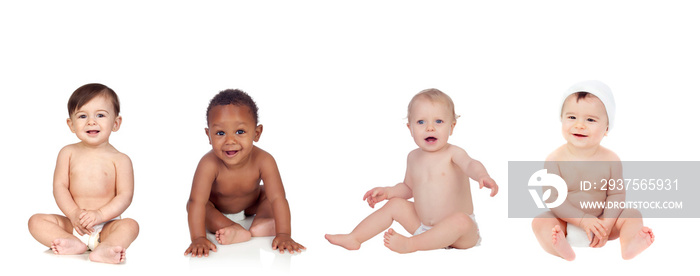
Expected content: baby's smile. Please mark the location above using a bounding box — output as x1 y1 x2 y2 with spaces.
86 130 100 136
224 150 239 158
424 136 438 144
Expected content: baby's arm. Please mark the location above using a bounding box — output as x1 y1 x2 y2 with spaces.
364 154 414 208
53 146 89 235
80 154 134 229
452 147 498 197
184 155 218 257
260 154 305 253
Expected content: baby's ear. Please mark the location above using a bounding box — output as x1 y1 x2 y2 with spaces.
66 118 76 133
204 128 212 145
254 124 263 142
112 116 122 132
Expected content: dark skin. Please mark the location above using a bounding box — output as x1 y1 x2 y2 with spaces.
184 104 305 257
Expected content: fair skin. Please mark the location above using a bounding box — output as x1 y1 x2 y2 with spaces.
531 94 654 261
325 97 498 253
27 95 139 264
184 104 305 257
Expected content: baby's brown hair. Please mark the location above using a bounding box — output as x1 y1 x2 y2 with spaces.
67 83 120 116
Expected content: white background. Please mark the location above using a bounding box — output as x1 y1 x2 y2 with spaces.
1 1 698 275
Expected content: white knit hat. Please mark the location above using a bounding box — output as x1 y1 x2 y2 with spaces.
561 80 616 132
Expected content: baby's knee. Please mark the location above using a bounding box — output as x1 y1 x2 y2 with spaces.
450 213 475 232
531 217 547 231
620 208 642 219
117 218 140 234
28 213 44 229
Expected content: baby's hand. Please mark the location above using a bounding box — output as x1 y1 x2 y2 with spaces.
69 209 90 235
272 234 306 254
579 214 607 242
590 233 609 248
363 187 388 208
479 176 498 197
184 237 217 257
590 218 615 248
79 209 104 230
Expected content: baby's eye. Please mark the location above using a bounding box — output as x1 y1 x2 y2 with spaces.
417 120 425 125
78 114 87 119
216 131 225 136
97 114 106 118
567 116 576 120
235 130 246 135
587 118 596 122
436 119 444 124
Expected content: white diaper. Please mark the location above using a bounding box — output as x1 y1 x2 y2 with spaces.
223 211 252 230
72 216 120 251
412 213 481 247
566 223 592 247
223 211 246 223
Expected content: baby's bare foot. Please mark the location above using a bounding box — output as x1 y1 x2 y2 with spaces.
89 245 125 264
215 225 251 245
51 238 87 255
325 234 361 250
383 228 415 254
552 225 575 261
249 218 276 237
622 226 654 260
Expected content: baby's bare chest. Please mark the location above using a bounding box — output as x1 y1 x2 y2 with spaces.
559 163 613 191
69 156 116 195
409 155 461 181
211 169 262 198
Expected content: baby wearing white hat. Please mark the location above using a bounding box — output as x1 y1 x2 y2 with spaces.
531 80 654 261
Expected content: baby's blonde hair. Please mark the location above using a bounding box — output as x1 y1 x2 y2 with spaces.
407 88 459 121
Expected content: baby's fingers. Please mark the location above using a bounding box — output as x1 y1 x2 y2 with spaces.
362 190 372 201
74 226 85 236
588 225 605 240
278 242 303 254
490 184 499 197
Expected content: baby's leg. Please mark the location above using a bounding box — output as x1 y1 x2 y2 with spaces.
28 213 86 255
88 218 139 264
247 188 276 237
610 209 654 260
326 198 421 250
205 202 252 245
383 212 479 253
532 212 575 261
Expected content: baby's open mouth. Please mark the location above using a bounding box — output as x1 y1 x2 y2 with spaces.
573 134 588 138
425 137 437 143
225 150 239 157
87 130 100 135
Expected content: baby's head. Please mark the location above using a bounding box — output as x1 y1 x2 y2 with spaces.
68 83 120 117
406 88 458 152
206 89 259 127
407 88 458 122
560 80 616 147
66 83 122 145
205 89 262 165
